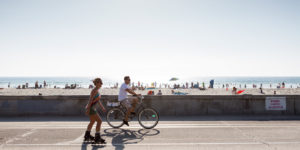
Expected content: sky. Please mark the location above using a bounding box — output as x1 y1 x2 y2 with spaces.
0 0 299 82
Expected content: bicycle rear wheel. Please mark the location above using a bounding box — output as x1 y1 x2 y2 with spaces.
138 108 159 129
106 108 125 128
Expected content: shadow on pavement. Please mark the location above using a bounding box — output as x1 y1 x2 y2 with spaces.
80 128 160 150
101 128 160 150
81 142 106 150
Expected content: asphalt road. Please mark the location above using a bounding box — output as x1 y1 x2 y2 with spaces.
1 116 300 150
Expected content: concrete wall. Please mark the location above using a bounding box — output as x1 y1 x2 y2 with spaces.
0 95 300 116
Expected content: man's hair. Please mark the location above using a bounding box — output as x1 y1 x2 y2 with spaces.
124 76 130 81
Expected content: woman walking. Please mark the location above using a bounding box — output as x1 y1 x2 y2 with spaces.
84 78 106 144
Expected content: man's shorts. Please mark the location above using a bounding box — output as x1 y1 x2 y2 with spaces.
120 97 135 109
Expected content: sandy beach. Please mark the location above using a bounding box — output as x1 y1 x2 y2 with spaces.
0 88 300 96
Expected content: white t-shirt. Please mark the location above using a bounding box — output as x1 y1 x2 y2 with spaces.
118 83 131 101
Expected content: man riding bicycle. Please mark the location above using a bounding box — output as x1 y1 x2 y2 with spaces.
118 76 141 126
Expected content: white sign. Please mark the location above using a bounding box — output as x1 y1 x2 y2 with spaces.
265 97 286 110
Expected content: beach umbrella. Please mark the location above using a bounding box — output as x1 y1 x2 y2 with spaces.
169 77 179 81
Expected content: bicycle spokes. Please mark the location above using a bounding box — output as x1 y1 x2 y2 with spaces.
106 108 125 128
138 108 159 129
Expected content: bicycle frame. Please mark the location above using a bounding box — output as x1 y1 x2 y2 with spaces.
116 96 146 118
106 96 159 129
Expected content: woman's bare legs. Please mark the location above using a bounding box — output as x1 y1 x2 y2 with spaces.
92 113 105 143
87 115 96 131
87 114 102 132
95 114 102 132
84 114 97 141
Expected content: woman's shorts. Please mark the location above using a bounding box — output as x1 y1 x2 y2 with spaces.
89 107 97 115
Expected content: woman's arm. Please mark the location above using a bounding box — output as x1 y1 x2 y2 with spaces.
95 95 106 112
98 100 106 112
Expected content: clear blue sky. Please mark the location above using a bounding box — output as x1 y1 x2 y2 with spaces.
0 0 299 81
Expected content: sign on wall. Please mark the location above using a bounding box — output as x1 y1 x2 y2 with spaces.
265 97 286 110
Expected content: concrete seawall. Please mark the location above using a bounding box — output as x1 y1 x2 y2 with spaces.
0 95 300 116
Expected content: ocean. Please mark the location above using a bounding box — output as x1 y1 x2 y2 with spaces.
0 77 300 89
0 77 114 89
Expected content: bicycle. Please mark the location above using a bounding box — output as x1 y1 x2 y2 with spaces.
106 96 159 129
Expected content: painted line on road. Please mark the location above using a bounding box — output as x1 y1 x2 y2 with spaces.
3 128 37 146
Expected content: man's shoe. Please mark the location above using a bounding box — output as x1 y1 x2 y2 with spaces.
123 120 129 126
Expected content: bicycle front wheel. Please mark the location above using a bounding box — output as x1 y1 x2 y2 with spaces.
106 108 125 128
138 108 159 129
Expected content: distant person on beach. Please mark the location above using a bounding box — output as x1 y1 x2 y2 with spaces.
84 78 106 143
232 87 237 94
8 82 10 88
259 87 264 94
118 76 141 126
147 90 154 95
171 90 175 94
282 82 285 88
35 81 38 89
43 81 47 88
157 90 162 95
209 80 214 88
